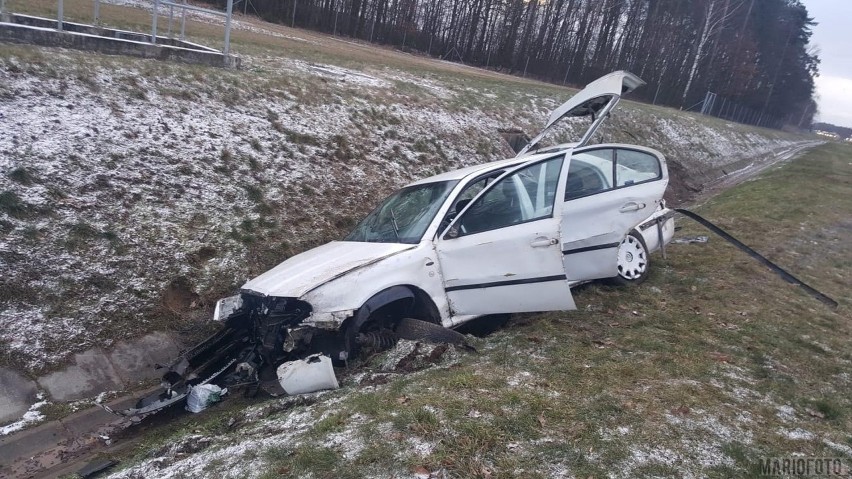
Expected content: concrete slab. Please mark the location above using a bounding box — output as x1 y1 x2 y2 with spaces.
0 414 75 472
37 349 125 402
0 391 150 477
108 332 181 385
0 368 38 425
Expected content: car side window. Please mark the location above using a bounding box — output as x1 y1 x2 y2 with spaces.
565 149 613 200
615 149 661 187
457 156 563 236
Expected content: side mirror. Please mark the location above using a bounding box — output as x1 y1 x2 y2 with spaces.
444 225 460 240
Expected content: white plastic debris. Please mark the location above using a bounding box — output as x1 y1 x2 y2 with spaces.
671 235 709 244
185 384 227 413
277 354 339 395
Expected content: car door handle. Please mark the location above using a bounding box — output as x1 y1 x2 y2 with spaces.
619 202 646 213
530 237 558 248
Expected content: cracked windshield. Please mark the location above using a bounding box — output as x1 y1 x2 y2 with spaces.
345 181 458 244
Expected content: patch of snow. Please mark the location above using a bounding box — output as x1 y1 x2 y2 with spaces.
777 428 815 441
664 409 753 445
721 365 757 385
285 59 391 89
506 371 533 387
776 405 798 422
407 436 435 458
0 395 48 436
822 439 852 456
630 446 679 466
323 414 366 460
545 464 575 478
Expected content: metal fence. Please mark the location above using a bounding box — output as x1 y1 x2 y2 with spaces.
4 0 236 55
690 91 784 130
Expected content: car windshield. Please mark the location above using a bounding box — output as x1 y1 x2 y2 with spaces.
345 181 459 244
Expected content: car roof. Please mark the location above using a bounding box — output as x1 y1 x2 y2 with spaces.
407 142 667 187
408 151 558 186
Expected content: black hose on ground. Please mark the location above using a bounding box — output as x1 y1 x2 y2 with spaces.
674 209 838 309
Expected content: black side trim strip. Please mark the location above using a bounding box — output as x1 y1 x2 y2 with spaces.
446 274 567 292
675 208 838 309
562 242 620 256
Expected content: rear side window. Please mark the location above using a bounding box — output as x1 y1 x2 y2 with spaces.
616 149 662 187
565 148 662 201
565 149 613 200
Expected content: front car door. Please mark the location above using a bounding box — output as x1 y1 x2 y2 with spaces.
560 145 668 280
434 155 576 315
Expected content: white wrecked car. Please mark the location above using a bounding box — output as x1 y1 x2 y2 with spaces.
228 69 672 340
123 71 675 413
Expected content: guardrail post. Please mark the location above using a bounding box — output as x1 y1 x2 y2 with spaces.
151 0 159 43
57 0 64 31
180 0 186 40
1 0 7 16
168 2 174 37
94 0 100 24
224 0 233 55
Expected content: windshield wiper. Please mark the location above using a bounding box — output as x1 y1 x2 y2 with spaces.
390 208 402 243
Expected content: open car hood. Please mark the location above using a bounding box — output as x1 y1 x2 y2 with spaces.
241 241 415 298
518 71 645 157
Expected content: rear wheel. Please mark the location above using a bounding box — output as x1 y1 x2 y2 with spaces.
608 232 650 286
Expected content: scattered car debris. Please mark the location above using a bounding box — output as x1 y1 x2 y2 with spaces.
185 384 227 413
671 235 709 244
277 354 339 395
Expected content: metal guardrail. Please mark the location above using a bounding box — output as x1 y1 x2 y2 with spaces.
26 0 235 56
150 0 234 54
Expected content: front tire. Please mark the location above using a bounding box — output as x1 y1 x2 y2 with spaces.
608 232 650 286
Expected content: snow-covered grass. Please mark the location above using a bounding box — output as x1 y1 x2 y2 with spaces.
0 45 515 372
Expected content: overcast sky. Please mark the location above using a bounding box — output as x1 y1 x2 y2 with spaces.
801 0 852 127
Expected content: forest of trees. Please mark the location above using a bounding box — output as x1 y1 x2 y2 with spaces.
211 0 820 129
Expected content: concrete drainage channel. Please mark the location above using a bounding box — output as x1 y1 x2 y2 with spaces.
0 333 183 477
0 333 478 478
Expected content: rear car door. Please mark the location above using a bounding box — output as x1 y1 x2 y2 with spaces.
560 146 668 280
434 155 576 315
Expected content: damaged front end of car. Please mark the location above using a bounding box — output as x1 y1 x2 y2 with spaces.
111 292 352 417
